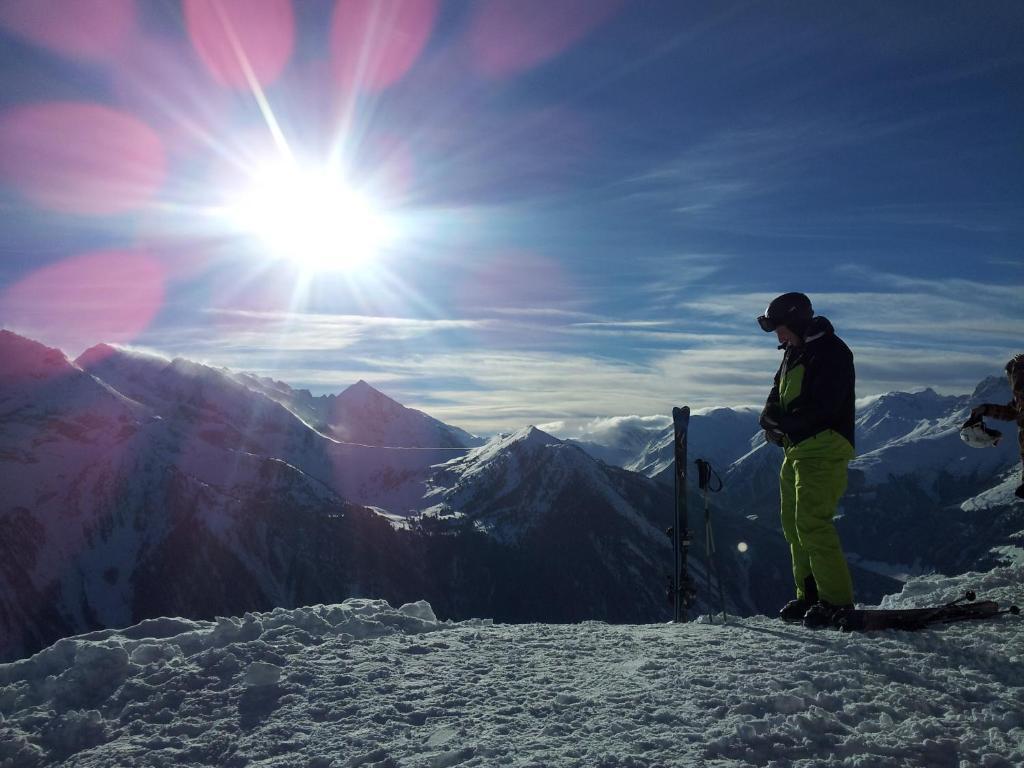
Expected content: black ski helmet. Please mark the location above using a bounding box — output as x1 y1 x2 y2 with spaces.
757 292 813 334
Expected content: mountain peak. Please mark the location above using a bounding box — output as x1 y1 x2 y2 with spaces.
338 379 394 404
468 426 561 460
75 342 122 369
0 330 74 380
517 425 559 445
76 342 169 372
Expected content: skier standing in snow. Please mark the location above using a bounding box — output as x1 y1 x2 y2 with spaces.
757 292 856 628
966 354 1024 501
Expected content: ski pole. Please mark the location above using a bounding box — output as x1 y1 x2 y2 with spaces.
695 459 726 624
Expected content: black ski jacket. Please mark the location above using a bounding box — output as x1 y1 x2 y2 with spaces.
759 316 856 449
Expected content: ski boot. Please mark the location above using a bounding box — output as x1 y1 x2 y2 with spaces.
780 576 818 623
803 601 854 629
779 598 814 622
1015 483 1024 501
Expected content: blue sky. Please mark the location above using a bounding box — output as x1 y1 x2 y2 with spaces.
0 1 1021 434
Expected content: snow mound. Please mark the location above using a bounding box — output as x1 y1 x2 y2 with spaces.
1 572 1021 767
0 598 478 703
876 564 1024 611
0 598 490 766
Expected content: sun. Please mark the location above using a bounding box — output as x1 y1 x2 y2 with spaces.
228 162 392 272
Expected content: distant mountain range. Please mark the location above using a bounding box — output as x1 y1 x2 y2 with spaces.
1 329 1019 661
564 376 1024 580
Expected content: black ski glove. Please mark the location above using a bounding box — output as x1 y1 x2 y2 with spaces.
759 403 781 431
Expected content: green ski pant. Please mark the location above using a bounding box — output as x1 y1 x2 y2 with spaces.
779 432 855 606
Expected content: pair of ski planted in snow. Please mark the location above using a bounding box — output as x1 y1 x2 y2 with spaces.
667 406 696 623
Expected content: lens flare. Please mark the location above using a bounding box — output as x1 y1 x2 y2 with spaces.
227 163 392 272
0 0 137 62
0 250 166 350
330 0 439 93
0 102 166 216
184 0 295 89
467 0 622 78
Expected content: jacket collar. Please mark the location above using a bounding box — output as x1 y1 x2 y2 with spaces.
802 316 834 345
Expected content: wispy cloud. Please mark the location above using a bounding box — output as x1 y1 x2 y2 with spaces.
127 273 1019 434
679 275 1022 345
540 413 672 443
153 310 494 352
480 307 600 320
621 118 923 217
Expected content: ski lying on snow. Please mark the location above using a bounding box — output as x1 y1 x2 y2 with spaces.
837 591 1019 632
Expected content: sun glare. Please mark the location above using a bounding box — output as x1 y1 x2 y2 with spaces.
229 163 391 272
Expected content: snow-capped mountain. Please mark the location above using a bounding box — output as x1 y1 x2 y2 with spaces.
854 387 964 455
721 380 1023 577
233 372 482 449
422 426 662 543
0 333 476 661
74 343 469 513
2 329 1015 664
415 425 899 623
569 379 1022 580
575 381 1018 496
852 379 1018 488
415 426 685 621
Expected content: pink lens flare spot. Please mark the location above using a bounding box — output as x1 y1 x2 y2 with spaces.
184 0 295 89
468 0 622 79
0 250 167 349
330 0 440 93
0 101 167 216
0 0 137 61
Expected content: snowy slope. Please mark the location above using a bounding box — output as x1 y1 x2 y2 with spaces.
1 566 1020 768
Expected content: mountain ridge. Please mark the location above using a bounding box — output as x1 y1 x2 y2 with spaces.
1 329 1016 663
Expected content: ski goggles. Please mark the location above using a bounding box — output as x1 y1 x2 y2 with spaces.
757 315 778 332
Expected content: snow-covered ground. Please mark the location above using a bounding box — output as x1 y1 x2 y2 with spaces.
2 568 1021 768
